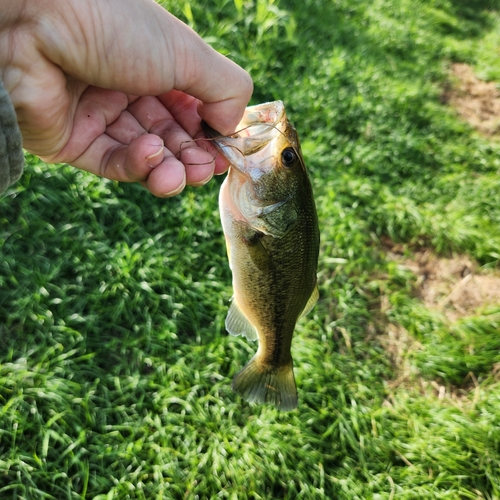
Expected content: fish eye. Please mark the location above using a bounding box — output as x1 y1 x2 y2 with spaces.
281 147 297 167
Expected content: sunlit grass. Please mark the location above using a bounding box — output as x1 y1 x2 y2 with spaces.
1 0 500 498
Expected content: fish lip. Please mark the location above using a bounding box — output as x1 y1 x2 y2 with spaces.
200 121 243 177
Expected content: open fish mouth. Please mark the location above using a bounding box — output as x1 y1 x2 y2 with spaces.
201 101 288 167
236 100 286 137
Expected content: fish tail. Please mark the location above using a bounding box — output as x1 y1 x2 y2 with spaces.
232 356 297 411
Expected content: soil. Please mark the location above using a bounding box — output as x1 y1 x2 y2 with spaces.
379 239 500 393
445 62 500 136
384 239 500 321
380 241 500 398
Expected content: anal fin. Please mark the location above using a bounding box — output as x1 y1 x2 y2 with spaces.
300 282 319 318
225 299 258 341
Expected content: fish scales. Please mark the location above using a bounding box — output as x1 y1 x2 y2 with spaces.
202 101 319 411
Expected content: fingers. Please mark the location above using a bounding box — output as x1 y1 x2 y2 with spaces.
143 155 186 197
67 133 162 182
128 95 221 187
157 90 229 175
64 131 187 197
63 127 217 197
48 88 224 196
44 87 131 164
106 108 145 144
128 96 194 155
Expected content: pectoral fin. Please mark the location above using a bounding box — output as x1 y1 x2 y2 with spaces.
225 299 258 341
253 200 298 238
300 283 319 318
242 229 273 272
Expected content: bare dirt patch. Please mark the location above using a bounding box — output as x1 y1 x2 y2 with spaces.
379 239 500 395
445 62 500 136
379 242 500 401
385 241 500 321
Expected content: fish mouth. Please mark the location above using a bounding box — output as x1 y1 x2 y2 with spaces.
237 100 286 136
201 101 287 173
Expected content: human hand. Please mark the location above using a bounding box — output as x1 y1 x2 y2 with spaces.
0 0 253 196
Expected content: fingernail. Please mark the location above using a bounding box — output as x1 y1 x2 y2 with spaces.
161 174 186 198
190 173 213 188
146 142 164 167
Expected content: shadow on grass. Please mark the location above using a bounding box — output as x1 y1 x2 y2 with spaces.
448 0 500 25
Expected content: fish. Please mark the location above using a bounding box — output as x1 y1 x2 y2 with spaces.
202 101 320 411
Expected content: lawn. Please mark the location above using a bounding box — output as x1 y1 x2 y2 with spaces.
1 0 500 498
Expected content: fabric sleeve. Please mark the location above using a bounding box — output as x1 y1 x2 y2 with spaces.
0 78 24 194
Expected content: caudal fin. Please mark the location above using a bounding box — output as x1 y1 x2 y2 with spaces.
232 356 298 411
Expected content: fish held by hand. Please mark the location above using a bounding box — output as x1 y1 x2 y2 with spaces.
202 101 320 411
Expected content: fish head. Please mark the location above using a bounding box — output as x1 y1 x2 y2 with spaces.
203 101 310 236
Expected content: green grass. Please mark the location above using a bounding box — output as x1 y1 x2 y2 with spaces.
2 0 500 498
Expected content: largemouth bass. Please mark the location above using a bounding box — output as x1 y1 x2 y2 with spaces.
202 101 319 411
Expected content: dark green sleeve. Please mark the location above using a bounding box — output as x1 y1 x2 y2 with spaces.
0 79 24 194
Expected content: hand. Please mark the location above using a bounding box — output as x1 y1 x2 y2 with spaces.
0 0 253 196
